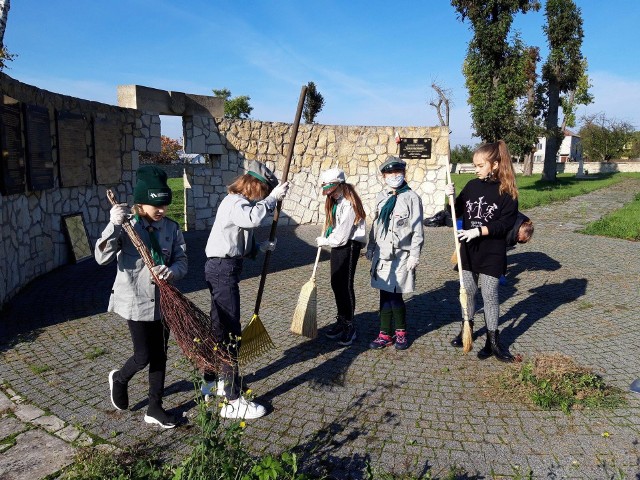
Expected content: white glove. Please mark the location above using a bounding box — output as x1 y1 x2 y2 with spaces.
316 236 330 247
365 250 374 261
444 183 455 197
110 203 128 225
259 238 277 252
457 228 482 243
269 181 290 201
406 256 419 271
151 264 173 281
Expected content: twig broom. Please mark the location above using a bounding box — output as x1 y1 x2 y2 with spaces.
239 85 308 366
445 152 473 353
290 246 321 339
106 189 231 372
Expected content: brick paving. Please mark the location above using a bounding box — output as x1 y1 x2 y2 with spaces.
1 178 640 478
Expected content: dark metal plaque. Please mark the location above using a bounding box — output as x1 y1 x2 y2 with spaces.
24 104 54 190
0 98 25 195
62 213 93 263
399 138 432 160
57 111 92 187
93 116 122 185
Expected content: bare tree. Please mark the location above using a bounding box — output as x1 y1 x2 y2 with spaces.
430 82 453 171
0 0 9 47
0 0 14 70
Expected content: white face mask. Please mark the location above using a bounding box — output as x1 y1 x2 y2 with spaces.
385 174 404 189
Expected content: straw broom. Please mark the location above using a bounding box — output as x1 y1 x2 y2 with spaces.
106 190 231 372
445 160 473 353
290 246 321 339
238 85 308 366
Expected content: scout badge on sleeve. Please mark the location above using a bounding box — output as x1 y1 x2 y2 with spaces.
239 85 308 365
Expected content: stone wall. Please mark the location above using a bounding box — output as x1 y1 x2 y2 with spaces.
184 119 450 231
0 74 156 307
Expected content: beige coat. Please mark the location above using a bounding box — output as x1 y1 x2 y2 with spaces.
367 188 424 293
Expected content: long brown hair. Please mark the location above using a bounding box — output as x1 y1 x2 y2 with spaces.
474 140 518 199
228 174 270 201
323 183 366 231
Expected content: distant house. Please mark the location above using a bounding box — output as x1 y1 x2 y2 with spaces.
533 130 583 163
177 152 207 164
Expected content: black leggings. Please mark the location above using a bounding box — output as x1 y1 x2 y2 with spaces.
330 240 362 322
117 319 170 409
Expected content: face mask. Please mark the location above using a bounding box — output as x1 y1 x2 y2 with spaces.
385 174 404 189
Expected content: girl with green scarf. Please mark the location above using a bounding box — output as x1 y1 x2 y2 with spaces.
366 157 424 350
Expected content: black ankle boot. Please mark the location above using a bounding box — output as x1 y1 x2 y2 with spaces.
450 320 473 348
489 329 515 362
477 334 492 359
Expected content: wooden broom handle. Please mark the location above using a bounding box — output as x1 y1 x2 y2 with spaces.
253 85 308 314
445 149 465 286
310 247 322 280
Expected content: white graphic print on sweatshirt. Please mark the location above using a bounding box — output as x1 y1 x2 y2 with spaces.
465 196 498 228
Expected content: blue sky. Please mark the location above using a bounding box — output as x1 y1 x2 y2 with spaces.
4 0 639 147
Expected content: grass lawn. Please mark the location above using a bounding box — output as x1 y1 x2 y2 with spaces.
580 191 640 241
167 178 185 229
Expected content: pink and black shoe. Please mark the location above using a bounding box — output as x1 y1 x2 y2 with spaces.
369 332 394 349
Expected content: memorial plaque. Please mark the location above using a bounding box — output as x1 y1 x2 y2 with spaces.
24 104 54 190
0 97 25 195
94 116 122 185
399 137 432 160
62 213 92 263
57 111 92 187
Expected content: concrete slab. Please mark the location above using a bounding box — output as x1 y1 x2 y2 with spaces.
0 429 74 480
13 405 44 422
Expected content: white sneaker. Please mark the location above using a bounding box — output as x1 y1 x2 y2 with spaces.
201 380 225 402
219 396 266 419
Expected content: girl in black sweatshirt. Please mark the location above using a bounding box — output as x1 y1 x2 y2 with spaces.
445 140 518 361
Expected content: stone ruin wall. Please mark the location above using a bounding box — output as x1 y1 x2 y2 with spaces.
0 74 159 307
184 119 450 231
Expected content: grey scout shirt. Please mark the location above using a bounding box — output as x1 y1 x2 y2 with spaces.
94 215 188 321
205 193 276 258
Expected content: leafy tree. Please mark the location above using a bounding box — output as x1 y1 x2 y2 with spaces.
452 0 540 143
140 135 182 164
506 46 545 175
302 81 325 124
540 0 588 181
451 145 475 164
579 113 635 161
212 88 253 119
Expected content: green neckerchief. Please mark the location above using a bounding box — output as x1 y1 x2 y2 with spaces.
325 203 338 237
135 214 164 266
377 182 411 235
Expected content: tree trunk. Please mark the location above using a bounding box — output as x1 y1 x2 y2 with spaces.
543 80 561 182
0 0 10 49
523 151 534 176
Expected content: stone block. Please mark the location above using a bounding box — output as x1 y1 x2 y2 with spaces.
0 429 74 480
32 415 65 432
14 404 45 422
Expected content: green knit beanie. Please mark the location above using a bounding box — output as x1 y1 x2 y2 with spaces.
133 166 172 206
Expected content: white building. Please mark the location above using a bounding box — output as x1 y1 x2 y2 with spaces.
533 130 583 163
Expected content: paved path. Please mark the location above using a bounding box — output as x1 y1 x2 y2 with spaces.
1 179 640 479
